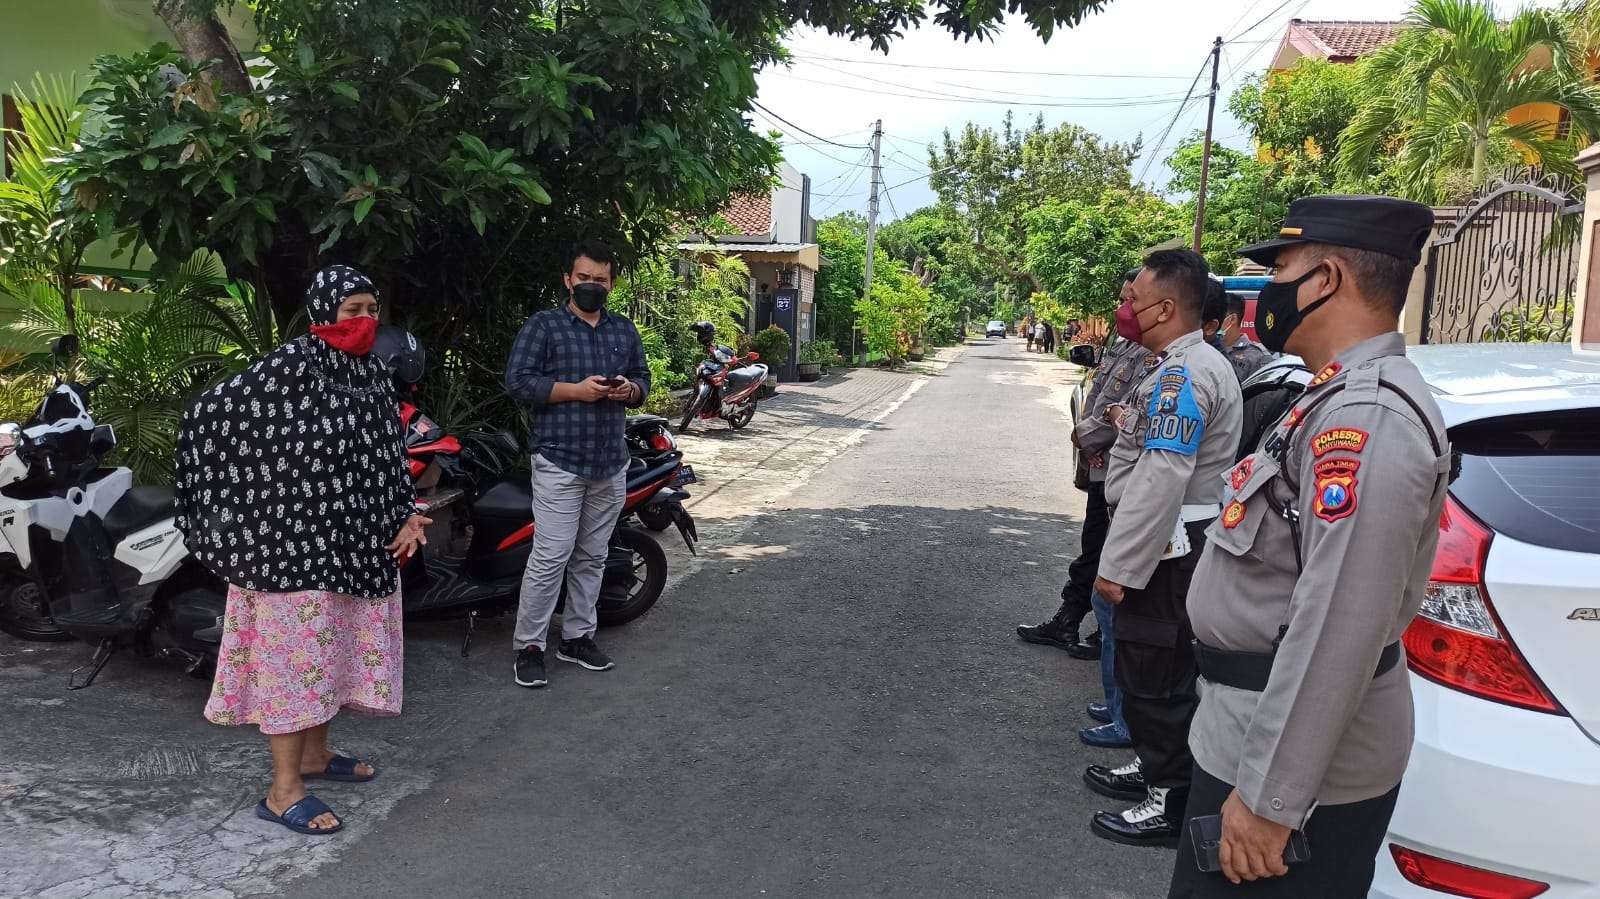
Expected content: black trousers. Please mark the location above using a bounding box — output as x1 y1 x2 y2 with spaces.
1058 481 1109 629
1113 520 1208 793
1167 765 1401 899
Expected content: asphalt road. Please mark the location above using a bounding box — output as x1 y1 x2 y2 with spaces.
287 338 1173 898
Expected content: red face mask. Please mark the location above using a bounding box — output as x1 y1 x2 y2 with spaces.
1114 300 1144 343
310 315 379 356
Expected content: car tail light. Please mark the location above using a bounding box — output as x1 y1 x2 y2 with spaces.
649 432 674 451
1402 495 1564 714
1389 845 1548 898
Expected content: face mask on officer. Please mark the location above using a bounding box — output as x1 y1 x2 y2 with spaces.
1256 259 1335 354
1115 294 1173 347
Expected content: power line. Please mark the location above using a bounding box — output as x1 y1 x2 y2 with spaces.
774 71 1201 109
750 100 870 149
753 108 875 167
882 180 903 222
788 51 1198 80
1226 0 1298 42
1135 52 1214 186
795 58 1195 103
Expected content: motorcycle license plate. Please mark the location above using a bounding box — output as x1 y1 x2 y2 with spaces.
672 465 697 486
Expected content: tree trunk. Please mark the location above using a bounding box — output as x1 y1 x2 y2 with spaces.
152 0 253 96
1472 135 1489 186
973 242 1043 295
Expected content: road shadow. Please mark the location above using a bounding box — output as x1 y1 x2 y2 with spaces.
0 498 1131 898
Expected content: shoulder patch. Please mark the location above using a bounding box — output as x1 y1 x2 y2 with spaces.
1312 458 1360 522
1311 427 1369 457
1143 365 1205 455
1228 457 1254 491
1309 361 1343 387
1222 499 1247 529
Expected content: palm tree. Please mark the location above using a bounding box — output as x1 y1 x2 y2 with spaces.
0 75 93 335
1339 0 1600 201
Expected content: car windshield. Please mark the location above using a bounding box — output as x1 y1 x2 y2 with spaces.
1449 408 1600 554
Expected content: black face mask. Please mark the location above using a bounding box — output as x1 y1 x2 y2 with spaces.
1256 265 1331 354
572 281 608 314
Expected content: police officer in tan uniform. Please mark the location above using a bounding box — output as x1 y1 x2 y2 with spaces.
1220 293 1271 383
1169 196 1451 897
1086 249 1242 847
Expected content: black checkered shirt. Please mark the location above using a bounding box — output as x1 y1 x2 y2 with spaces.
505 305 651 480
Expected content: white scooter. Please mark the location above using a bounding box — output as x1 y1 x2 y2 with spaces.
0 338 224 688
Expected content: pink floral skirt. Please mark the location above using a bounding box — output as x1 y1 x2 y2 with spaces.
203 585 403 735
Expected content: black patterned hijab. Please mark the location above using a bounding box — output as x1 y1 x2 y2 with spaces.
174 266 415 598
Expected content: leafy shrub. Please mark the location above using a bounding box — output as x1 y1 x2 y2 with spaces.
748 325 792 368
798 339 840 365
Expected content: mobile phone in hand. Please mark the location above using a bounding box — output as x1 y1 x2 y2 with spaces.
602 376 626 388
1189 815 1311 873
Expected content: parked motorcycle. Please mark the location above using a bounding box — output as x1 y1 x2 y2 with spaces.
626 414 696 532
393 341 697 654
678 321 770 434
0 337 225 688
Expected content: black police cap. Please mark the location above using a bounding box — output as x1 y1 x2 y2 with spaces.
1237 195 1434 267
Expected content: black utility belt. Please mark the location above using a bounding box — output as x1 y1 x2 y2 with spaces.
1192 640 1402 692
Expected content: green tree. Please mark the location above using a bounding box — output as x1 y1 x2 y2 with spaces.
1165 134 1289 273
1023 188 1183 319
0 75 94 335
1339 0 1600 200
877 205 984 343
855 253 930 365
928 113 1139 293
814 213 868 351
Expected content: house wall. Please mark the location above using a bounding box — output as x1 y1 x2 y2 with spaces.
772 162 806 244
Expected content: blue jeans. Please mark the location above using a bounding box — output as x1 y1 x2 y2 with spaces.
1091 590 1127 732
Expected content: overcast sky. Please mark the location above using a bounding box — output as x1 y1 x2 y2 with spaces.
754 0 1565 222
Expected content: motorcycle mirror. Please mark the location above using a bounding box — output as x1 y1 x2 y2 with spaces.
51 334 81 361
90 424 117 456
1068 344 1097 368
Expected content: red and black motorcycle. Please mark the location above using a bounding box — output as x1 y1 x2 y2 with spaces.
678 321 771 434
381 331 697 653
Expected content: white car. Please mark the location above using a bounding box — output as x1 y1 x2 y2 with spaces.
985 320 1007 338
1241 344 1600 899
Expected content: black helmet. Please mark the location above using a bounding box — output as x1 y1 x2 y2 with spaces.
689 321 716 345
373 325 425 385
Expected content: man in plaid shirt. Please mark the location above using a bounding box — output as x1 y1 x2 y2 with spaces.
505 239 651 689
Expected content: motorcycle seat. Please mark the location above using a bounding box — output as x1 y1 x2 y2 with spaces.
474 477 533 520
103 486 176 542
626 414 669 427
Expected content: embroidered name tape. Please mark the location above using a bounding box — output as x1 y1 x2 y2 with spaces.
1312 427 1369 457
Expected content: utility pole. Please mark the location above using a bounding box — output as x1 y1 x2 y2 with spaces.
1193 36 1223 253
857 119 883 364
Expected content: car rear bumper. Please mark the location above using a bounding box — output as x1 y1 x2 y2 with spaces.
1370 676 1600 898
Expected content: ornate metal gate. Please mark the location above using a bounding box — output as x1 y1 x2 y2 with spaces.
1420 180 1583 344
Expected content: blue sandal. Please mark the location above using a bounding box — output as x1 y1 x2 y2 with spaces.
306 754 377 783
255 795 344 835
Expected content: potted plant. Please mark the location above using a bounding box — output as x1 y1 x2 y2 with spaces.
748 325 791 397
796 339 837 382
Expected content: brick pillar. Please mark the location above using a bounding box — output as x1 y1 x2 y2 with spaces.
1573 143 1600 354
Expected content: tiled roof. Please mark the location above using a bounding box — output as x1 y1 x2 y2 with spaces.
1289 19 1403 60
719 193 772 237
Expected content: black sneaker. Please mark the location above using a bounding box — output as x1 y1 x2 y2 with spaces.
556 636 615 671
514 646 547 688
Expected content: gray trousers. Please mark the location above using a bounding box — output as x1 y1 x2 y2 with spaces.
513 454 626 650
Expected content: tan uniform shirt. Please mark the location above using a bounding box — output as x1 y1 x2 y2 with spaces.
1100 330 1243 589
1074 339 1159 484
1188 332 1452 828
1225 335 1272 383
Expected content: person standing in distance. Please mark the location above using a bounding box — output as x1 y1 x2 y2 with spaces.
1087 249 1243 847
505 240 651 688
1220 292 1271 383
1169 196 1450 897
